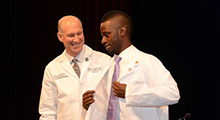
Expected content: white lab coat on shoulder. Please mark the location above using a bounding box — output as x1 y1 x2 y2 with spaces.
39 45 111 120
86 45 180 120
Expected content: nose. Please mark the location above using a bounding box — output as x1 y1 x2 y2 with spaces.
73 35 79 42
101 37 107 45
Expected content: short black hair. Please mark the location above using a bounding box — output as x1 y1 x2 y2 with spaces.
101 10 134 38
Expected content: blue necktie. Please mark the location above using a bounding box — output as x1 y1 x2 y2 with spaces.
106 56 121 120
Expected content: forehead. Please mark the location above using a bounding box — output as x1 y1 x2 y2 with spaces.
100 20 118 32
62 22 83 34
59 16 83 32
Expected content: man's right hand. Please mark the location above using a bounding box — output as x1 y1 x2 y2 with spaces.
82 90 95 110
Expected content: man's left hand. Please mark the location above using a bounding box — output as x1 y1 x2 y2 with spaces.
112 81 127 98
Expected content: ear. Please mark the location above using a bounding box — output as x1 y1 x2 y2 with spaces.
119 27 126 37
57 32 63 42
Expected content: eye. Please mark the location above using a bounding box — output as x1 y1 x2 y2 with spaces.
103 32 110 38
67 34 75 37
77 31 83 36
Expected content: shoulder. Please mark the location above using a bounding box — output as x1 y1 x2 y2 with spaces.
45 51 65 70
132 46 156 60
93 50 111 59
132 46 163 65
85 44 111 59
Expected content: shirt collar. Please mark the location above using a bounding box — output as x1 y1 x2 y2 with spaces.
118 45 133 60
65 46 85 64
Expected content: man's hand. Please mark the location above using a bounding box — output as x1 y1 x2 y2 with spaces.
112 81 127 98
82 90 95 110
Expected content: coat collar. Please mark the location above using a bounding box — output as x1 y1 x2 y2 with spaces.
117 45 140 81
57 44 93 80
118 45 134 61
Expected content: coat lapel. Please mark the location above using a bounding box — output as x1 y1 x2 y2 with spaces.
80 46 93 81
59 51 79 79
80 55 91 80
106 55 117 97
118 52 140 82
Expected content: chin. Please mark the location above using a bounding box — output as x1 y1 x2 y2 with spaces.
73 46 83 52
67 46 82 56
108 50 115 56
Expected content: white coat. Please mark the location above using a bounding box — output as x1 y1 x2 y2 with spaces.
85 45 180 120
39 45 111 120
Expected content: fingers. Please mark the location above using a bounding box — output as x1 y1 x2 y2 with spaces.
112 81 119 90
112 81 119 97
83 90 95 101
83 98 95 110
112 81 126 98
113 88 118 97
83 94 95 103
82 90 95 110
113 81 119 86
83 90 95 97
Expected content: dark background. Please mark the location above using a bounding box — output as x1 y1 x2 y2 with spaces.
4 0 219 119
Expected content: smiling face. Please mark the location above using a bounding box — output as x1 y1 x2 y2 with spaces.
100 19 123 55
57 16 85 57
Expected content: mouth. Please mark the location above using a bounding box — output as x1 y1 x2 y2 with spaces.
105 44 111 50
71 42 81 47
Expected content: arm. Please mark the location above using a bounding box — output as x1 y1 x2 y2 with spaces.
39 67 57 120
125 56 180 107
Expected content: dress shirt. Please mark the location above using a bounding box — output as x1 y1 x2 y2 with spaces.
65 48 85 74
115 45 134 120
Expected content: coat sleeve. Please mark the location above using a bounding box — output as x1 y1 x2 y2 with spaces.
125 55 180 107
39 66 57 120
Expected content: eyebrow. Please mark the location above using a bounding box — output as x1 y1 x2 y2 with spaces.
101 31 110 37
67 31 83 35
102 31 110 35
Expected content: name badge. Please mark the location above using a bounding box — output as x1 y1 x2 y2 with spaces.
54 73 68 79
88 67 102 73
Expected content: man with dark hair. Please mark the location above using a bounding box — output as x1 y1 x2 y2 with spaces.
83 10 180 120
101 10 134 39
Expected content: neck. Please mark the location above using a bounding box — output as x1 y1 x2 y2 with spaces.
66 50 80 57
117 39 131 55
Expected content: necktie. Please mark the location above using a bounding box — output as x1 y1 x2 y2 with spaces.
72 58 80 78
106 56 121 120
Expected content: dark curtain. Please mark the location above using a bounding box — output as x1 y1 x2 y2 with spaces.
130 1 219 120
6 1 130 120
5 0 219 120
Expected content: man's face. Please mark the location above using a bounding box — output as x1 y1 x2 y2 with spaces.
58 21 84 57
100 20 121 55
